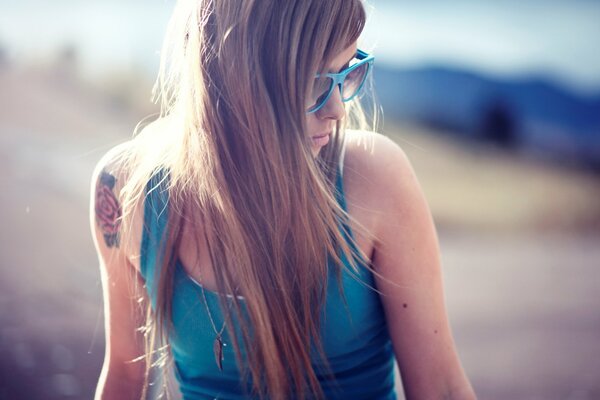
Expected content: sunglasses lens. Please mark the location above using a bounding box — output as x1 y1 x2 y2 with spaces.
342 62 369 101
307 76 334 112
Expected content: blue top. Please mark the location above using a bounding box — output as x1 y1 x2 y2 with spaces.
140 165 396 399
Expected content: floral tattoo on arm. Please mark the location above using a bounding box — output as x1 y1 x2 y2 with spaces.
95 170 122 248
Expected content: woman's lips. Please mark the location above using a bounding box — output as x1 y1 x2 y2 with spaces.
311 132 331 147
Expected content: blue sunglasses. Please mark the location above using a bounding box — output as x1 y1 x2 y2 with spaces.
307 49 375 114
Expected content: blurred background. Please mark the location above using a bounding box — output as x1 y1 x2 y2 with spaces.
1 0 599 399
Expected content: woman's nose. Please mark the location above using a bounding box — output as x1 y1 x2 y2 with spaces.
316 84 345 121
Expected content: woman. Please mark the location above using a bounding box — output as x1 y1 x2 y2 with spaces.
91 0 476 399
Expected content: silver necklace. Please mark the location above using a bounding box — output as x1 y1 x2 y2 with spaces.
197 268 229 371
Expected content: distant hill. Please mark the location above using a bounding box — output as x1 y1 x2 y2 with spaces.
373 65 600 170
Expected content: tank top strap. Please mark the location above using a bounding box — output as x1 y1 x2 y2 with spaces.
140 169 170 304
332 136 368 270
339 132 347 177
334 135 349 213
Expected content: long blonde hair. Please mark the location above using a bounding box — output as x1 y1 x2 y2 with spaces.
120 0 376 398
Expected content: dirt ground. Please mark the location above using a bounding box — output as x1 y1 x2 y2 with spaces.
1 65 599 399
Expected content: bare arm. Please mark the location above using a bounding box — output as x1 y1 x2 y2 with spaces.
369 135 476 399
90 146 147 400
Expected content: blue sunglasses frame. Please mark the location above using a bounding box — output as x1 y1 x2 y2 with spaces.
307 49 375 114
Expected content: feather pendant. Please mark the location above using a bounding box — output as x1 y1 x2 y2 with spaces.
213 336 224 371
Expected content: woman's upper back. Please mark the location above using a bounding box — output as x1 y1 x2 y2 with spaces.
139 139 396 398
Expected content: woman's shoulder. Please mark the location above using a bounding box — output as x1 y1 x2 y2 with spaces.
342 129 426 238
90 115 178 268
343 129 414 192
345 128 410 164
90 119 167 269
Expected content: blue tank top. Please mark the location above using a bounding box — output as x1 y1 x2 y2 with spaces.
140 164 396 399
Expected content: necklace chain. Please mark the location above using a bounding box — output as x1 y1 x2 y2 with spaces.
197 266 230 371
198 272 227 336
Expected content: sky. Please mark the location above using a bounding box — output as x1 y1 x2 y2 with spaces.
1 0 599 95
